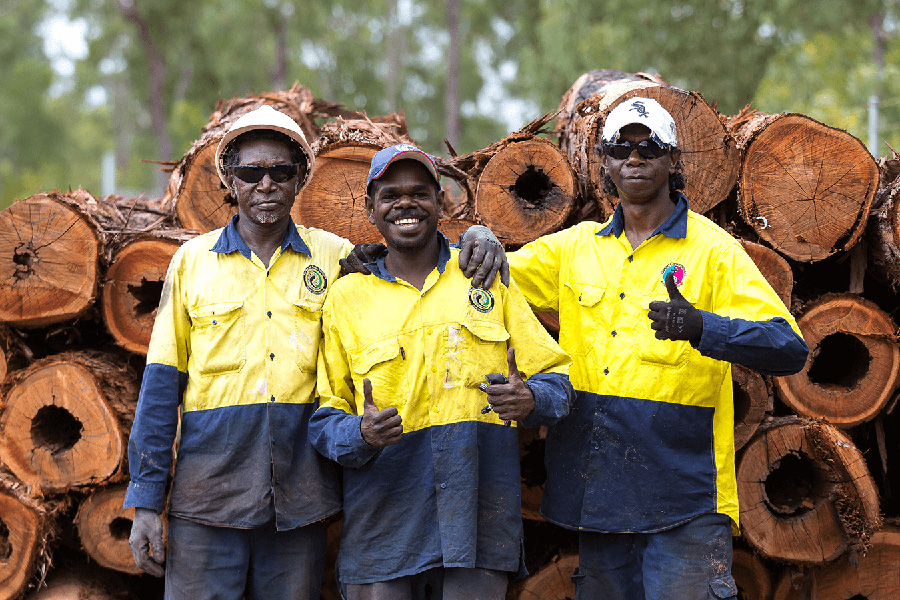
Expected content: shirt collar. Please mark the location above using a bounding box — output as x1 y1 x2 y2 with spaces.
367 232 452 283
596 192 689 240
210 214 311 259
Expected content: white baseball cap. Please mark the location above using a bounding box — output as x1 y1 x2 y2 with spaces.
601 97 678 148
215 105 315 190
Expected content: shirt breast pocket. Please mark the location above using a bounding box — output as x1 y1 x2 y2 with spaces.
293 300 323 372
189 301 246 376
636 290 696 367
350 338 407 409
562 281 606 357
454 320 510 387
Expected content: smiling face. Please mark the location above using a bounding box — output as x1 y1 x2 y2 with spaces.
601 123 681 207
366 160 444 254
228 137 302 229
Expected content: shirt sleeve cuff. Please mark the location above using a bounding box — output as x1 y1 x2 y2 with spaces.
123 481 167 514
521 372 573 428
696 309 729 358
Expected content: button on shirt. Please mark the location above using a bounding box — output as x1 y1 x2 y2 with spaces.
124 216 353 530
308 237 574 584
508 194 808 533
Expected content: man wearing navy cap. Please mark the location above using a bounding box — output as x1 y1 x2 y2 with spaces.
309 143 574 599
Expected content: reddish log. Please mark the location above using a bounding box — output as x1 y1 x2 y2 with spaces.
0 477 54 600
731 547 773 600
740 240 794 310
513 552 578 600
0 193 100 328
774 293 900 427
74 484 145 575
737 417 881 565
732 365 772 452
0 352 138 494
729 111 878 262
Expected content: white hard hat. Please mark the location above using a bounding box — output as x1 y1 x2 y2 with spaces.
601 97 678 148
215 105 315 190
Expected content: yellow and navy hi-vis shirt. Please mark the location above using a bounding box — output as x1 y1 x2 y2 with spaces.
308 235 574 585
123 215 353 530
508 194 808 534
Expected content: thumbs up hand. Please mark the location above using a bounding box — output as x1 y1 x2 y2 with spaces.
359 378 403 447
648 270 703 343
479 348 535 423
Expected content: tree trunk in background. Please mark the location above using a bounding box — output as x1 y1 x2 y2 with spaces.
0 352 137 494
513 552 578 600
740 240 794 310
269 16 287 92
445 0 460 150
731 365 771 452
116 0 172 195
737 417 881 565
385 0 405 111
774 294 900 428
0 481 54 600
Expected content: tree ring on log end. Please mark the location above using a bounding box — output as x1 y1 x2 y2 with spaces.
738 114 878 262
0 194 100 328
731 548 772 600
102 237 182 355
738 418 880 564
75 485 144 574
296 143 383 243
0 361 124 492
475 138 576 245
775 294 900 427
0 491 42 598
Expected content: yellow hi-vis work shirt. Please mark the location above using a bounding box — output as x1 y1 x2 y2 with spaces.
508 194 808 533
309 237 574 584
124 215 353 530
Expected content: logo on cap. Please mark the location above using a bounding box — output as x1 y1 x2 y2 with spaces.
303 265 328 294
468 287 495 313
630 100 650 118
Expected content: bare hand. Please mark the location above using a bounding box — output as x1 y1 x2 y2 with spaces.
458 225 510 288
129 507 165 577
359 378 403 447
481 348 534 422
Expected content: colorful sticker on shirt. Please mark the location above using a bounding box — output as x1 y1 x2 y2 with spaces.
468 287 495 313
303 265 328 294
661 262 685 287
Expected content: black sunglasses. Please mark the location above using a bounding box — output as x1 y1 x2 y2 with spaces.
230 163 301 184
600 140 670 160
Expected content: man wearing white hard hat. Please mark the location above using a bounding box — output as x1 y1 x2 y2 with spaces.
499 97 809 599
123 105 507 599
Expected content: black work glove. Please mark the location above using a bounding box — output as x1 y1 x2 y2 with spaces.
458 225 510 289
339 243 385 276
648 270 703 344
129 507 165 577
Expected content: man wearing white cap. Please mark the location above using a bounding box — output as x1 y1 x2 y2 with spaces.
123 107 505 599
499 97 809 599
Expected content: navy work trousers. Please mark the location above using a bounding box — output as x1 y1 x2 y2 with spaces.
164 516 327 600
344 567 508 600
573 513 738 600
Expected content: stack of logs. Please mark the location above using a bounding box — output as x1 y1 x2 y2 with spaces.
2 73 900 599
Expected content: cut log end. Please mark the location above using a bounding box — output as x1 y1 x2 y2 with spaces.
75 485 143 575
0 491 46 600
513 552 578 600
0 195 100 328
475 139 576 244
174 140 238 233
731 548 772 600
732 365 770 451
775 294 900 427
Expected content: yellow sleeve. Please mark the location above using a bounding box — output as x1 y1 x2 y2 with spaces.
507 227 569 312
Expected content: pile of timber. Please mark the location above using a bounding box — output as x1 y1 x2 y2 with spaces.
3 75 900 599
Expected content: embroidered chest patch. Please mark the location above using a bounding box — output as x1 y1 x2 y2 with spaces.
303 265 327 294
468 287 495 313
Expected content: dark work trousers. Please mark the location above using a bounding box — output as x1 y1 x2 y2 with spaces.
344 567 508 600
164 516 327 600
573 513 738 600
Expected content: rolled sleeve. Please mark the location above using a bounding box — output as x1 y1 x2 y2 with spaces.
521 372 574 428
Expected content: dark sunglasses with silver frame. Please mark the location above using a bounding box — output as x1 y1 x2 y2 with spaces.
229 163 302 184
596 139 671 160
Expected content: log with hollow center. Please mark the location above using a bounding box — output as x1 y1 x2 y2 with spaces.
0 488 49 600
74 485 144 575
775 293 900 427
737 417 881 565
0 353 137 493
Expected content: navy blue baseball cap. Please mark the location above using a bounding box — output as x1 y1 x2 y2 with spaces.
367 143 440 193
